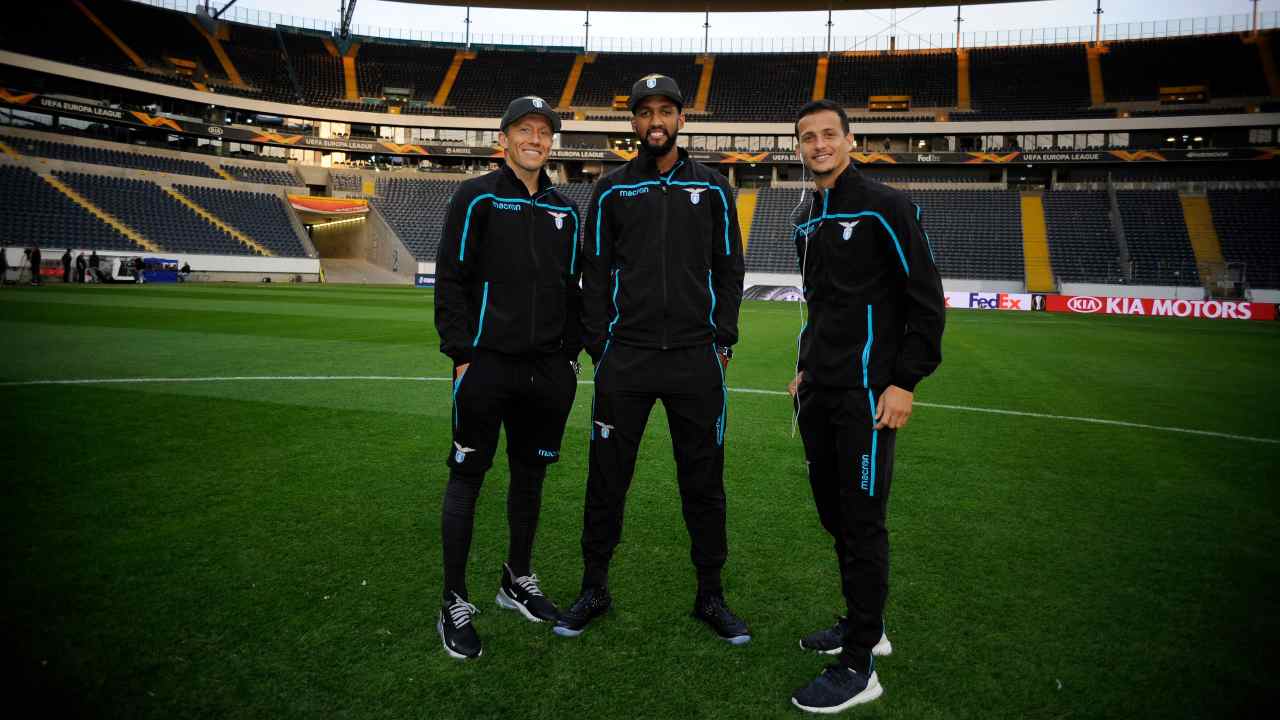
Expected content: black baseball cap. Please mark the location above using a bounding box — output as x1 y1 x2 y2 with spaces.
499 95 561 133
629 74 684 113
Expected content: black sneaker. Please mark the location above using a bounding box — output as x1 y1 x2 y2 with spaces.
552 585 611 637
437 592 482 660
799 616 893 657
692 593 751 645
496 563 559 623
791 664 883 713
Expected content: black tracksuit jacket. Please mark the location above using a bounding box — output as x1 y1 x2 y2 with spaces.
434 164 582 365
792 164 945 392
582 148 745 359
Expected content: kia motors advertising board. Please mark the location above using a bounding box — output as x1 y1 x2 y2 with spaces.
1045 295 1277 321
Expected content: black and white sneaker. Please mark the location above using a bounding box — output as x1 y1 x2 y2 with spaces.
496 563 559 623
692 593 751 645
552 585 611 637
437 592 482 660
791 664 883 714
799 617 892 656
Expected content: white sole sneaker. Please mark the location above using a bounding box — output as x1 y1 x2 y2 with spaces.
495 587 543 623
437 614 481 660
801 632 893 657
791 671 883 714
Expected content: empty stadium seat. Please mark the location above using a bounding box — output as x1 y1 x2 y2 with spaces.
0 165 142 252
54 171 256 256
175 184 309 257
1207 189 1280 289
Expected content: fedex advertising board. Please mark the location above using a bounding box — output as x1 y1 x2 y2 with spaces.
1044 295 1277 321
944 292 1033 311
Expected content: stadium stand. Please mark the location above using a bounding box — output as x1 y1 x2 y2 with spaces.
966 45 1094 119
0 165 143 252
1 134 222 179
0 2 137 78
219 165 301 187
54 171 256 256
1100 34 1270 102
355 41 455 102
279 32 346 108
369 178 457 260
449 50 577 115
175 184 309 257
1207 189 1280 289
1042 191 1124 284
912 190 1024 281
743 187 800 273
219 24 301 103
708 54 816 121
827 52 956 109
1115 190 1200 285
573 54 702 108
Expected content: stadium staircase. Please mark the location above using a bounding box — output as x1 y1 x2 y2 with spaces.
0 139 18 160
163 186 271 256
736 189 757 252
40 173 159 252
213 167 237 182
434 50 475 106
1178 192 1226 293
694 55 715 111
559 53 594 108
956 49 971 110
1086 44 1107 106
812 55 829 100
72 0 146 70
342 43 361 101
1019 192 1055 292
188 15 247 88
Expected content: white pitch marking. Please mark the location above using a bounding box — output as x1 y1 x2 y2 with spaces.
1 375 1276 446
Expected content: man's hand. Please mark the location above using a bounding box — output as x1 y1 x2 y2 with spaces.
874 385 913 430
787 371 804 398
454 363 470 380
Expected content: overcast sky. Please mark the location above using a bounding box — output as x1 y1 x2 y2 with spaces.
190 0 1267 41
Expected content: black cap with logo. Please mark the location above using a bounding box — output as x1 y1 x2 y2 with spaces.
499 95 561 133
628 74 684 113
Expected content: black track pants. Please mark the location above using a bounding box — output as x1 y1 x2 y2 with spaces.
796 382 897 674
581 342 729 595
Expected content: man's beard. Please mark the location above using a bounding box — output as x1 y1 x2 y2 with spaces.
638 128 678 156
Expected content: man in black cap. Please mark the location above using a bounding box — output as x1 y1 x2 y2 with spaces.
553 74 748 645
786 100 945 714
432 95 582 660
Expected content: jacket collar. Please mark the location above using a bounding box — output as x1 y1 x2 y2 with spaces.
812 160 861 205
633 145 690 179
499 161 554 198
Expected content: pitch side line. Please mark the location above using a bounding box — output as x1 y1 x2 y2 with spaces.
2 375 1276 446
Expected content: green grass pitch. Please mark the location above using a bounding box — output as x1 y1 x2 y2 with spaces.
2 283 1277 719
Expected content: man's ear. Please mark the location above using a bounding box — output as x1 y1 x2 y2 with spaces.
497 131 510 151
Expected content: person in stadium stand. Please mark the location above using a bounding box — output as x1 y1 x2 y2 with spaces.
785 100 945 714
553 75 749 645
61 249 72 283
432 95 582 660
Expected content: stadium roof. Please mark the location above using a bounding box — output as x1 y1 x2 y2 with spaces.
385 1 1022 11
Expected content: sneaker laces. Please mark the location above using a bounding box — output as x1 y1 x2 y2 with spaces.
447 596 479 628
513 573 545 598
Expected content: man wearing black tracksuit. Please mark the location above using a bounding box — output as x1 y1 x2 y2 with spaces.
433 96 581 660
787 100 945 714
553 75 750 644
